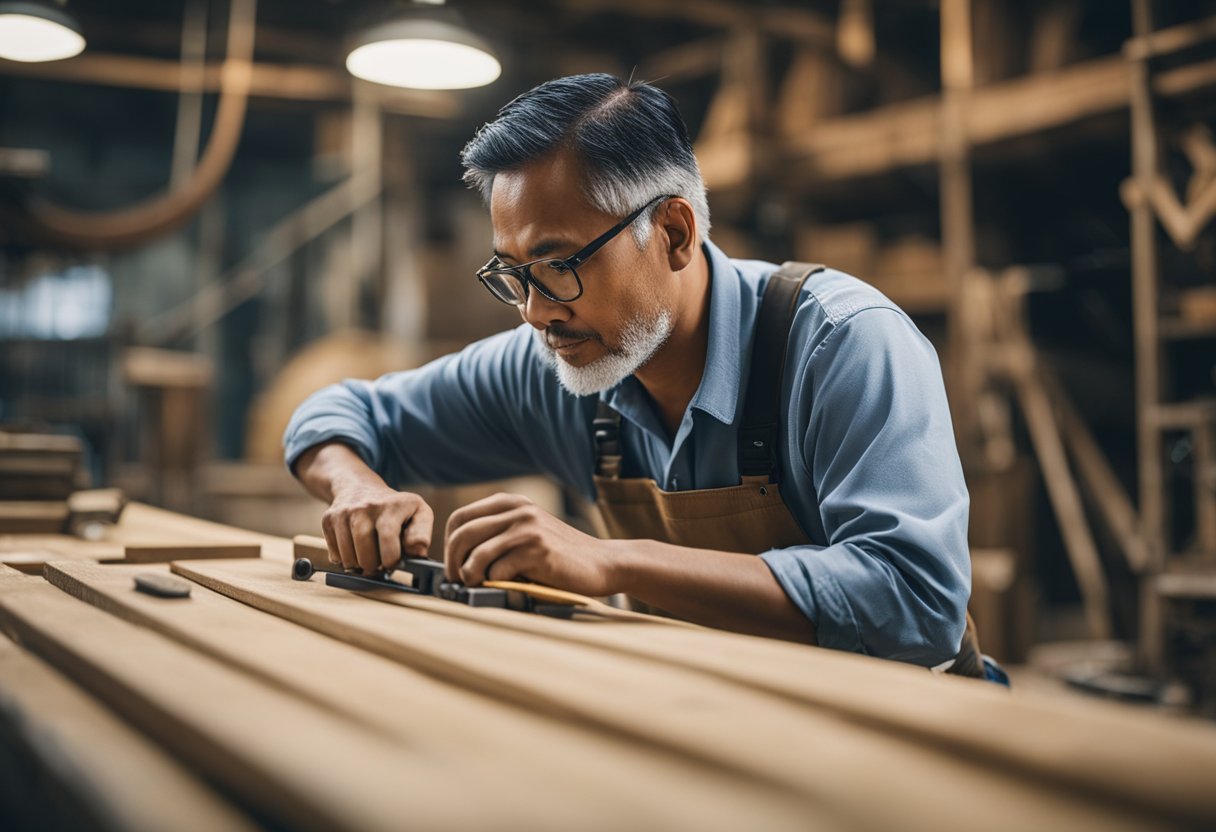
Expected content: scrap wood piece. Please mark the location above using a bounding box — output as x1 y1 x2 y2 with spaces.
44 561 813 832
0 633 255 832
122 542 260 563
103 503 294 561
0 535 124 574
171 558 1195 831
0 567 537 832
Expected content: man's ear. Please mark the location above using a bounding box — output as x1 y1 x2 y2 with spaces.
661 199 697 271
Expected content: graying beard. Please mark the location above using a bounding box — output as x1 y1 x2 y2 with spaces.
536 310 674 397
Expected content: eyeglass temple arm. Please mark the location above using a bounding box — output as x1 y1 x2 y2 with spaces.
563 194 675 269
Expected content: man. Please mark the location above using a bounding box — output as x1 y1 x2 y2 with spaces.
285 74 974 671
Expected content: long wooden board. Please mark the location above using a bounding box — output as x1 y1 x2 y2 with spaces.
0 567 569 832
326 563 1216 828
0 634 255 832
43 560 815 831
172 558 1183 831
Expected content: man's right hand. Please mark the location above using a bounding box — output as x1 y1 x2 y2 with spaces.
294 441 434 574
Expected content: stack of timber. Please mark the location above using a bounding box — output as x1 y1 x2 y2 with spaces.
0 429 87 534
1 509 1215 830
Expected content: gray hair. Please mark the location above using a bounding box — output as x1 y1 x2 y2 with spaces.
460 73 710 247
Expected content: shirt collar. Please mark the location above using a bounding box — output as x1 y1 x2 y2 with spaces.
600 240 743 426
688 239 743 424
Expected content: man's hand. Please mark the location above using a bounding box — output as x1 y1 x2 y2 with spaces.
321 480 434 576
294 441 434 575
444 493 618 597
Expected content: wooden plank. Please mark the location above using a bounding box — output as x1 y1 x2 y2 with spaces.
122 543 260 563
42 560 815 831
0 568 546 832
173 558 1211 830
0 634 255 832
0 535 124 574
356 568 1216 828
104 503 294 560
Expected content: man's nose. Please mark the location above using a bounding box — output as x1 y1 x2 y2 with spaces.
519 286 572 330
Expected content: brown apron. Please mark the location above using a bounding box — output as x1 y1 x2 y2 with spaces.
591 261 985 678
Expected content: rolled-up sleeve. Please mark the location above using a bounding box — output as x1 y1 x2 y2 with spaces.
760 308 971 667
283 326 576 488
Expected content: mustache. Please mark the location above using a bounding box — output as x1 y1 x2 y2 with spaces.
544 325 601 346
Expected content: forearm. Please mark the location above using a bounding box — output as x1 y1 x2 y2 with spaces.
292 440 386 503
611 540 817 644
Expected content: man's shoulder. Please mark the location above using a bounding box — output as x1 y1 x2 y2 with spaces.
731 255 906 332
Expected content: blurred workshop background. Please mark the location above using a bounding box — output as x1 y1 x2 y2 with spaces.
1 0 1214 711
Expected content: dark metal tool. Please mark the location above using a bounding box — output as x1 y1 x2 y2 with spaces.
318 557 575 618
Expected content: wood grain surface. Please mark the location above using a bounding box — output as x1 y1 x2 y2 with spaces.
0 631 256 832
174 557 1211 831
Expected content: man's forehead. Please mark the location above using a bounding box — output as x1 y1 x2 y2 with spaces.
489 163 604 257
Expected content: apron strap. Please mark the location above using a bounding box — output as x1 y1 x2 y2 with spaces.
593 399 624 479
738 261 826 482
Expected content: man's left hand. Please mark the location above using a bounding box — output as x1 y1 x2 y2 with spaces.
444 492 619 597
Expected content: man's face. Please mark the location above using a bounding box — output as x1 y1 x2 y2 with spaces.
489 149 675 394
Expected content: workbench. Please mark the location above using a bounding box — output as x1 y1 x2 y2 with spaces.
1 504 1214 831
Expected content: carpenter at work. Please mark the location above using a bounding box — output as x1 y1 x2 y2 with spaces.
286 73 987 677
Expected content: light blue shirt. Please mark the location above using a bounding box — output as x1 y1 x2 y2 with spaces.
284 241 971 666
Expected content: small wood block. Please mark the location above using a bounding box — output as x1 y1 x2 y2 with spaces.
292 534 337 572
134 572 193 598
123 543 261 564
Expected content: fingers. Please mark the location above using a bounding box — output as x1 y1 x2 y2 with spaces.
403 500 434 558
375 510 404 572
485 549 530 583
320 521 342 567
350 512 381 575
321 490 435 575
461 530 534 586
333 516 359 572
446 493 530 540
445 503 534 581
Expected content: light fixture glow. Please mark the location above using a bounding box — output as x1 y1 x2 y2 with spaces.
345 17 499 90
0 4 85 63
347 38 499 89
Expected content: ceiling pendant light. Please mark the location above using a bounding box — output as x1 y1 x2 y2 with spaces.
345 2 500 91
0 2 85 63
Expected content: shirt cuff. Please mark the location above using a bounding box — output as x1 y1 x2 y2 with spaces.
283 423 379 476
759 545 867 655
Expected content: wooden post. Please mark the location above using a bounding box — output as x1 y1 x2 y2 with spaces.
1128 0 1168 673
940 0 978 460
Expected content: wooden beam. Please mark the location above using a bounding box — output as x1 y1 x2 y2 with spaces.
1046 370 1152 574
998 277 1112 641
1124 15 1216 61
0 54 458 117
787 52 1216 184
0 629 255 831
557 0 833 45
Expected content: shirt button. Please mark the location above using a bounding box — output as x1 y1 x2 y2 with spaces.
670 476 679 489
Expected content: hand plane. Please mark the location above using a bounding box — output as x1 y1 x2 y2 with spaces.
292 556 585 618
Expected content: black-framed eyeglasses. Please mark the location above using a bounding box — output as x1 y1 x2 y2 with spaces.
476 193 675 306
